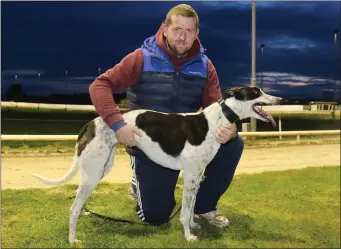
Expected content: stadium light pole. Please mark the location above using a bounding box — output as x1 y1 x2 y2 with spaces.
332 29 340 119
260 44 266 91
260 44 266 110
65 70 68 90
251 0 257 132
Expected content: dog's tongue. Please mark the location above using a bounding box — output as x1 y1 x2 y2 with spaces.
268 115 276 127
257 107 277 127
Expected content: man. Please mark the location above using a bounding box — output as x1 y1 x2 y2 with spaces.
89 4 244 228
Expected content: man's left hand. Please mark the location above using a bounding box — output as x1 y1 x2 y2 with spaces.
216 123 238 144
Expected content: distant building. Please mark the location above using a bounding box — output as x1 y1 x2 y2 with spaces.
309 101 340 111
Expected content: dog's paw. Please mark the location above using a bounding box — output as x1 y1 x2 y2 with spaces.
190 221 201 229
185 234 198 242
69 239 82 244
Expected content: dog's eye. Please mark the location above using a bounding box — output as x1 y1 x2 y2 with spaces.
240 88 260 100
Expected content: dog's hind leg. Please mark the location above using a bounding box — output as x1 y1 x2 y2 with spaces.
68 145 116 244
69 181 99 244
78 144 116 218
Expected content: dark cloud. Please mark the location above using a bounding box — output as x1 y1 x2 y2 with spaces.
1 1 340 101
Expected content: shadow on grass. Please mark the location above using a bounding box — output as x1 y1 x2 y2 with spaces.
78 205 256 241
73 201 306 244
194 205 308 245
42 185 311 244
82 211 172 237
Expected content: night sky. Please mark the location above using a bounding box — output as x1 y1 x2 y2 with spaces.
1 1 340 102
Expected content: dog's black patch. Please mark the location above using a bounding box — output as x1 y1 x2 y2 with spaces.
77 120 96 156
223 86 261 101
135 111 209 157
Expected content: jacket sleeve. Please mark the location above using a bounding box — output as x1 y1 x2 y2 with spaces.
202 59 222 108
89 48 144 130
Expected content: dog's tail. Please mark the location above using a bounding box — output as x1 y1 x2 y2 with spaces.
31 156 79 186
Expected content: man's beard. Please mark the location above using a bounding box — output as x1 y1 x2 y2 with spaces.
166 39 188 57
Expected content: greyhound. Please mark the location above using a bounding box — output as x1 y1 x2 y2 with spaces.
31 86 282 243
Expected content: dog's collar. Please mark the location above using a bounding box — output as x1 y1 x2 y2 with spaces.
219 99 240 123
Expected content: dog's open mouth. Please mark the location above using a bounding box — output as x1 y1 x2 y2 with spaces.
253 104 276 127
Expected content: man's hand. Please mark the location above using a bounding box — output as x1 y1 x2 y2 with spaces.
115 124 144 147
216 123 238 144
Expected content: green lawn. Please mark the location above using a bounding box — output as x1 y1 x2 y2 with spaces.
2 166 340 248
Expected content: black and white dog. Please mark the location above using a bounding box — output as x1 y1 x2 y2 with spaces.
31 86 282 243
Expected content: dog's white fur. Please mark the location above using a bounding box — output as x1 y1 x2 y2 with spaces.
31 87 281 243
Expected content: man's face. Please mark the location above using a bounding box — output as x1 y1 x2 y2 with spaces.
163 15 199 56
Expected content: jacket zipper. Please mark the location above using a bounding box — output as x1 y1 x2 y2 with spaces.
150 56 203 112
151 55 179 112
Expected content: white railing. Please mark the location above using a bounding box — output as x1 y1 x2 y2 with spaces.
3 101 341 116
1 101 129 112
239 130 340 141
3 101 340 116
1 135 78 141
1 130 339 142
2 101 305 111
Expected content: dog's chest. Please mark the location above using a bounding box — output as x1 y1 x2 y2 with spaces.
135 111 209 157
181 126 219 167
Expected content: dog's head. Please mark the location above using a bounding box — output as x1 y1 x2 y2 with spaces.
220 86 282 127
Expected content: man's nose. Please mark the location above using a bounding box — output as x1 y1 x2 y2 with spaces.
179 31 186 40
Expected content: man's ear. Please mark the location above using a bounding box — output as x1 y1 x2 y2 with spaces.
163 23 168 37
196 28 200 37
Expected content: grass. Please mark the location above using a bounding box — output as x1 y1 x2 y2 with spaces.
2 166 340 248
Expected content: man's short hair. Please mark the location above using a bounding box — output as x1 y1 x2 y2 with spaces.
165 4 199 29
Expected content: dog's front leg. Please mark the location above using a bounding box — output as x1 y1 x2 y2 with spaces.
180 168 202 242
189 172 205 230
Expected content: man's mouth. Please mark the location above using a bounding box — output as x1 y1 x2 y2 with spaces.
175 41 186 46
253 103 276 127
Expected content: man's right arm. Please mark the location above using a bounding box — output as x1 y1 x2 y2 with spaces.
89 48 144 131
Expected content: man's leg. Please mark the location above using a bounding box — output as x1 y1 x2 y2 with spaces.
129 151 180 225
194 135 244 221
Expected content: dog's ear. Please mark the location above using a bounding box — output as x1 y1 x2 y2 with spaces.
223 89 235 99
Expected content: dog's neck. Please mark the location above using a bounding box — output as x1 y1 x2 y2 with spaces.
202 98 244 129
202 101 235 129
218 99 240 123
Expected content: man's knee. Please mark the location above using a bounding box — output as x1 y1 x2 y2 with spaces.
210 134 244 170
220 134 244 154
233 134 244 152
141 206 175 226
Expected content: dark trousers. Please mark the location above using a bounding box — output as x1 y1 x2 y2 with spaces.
128 135 244 225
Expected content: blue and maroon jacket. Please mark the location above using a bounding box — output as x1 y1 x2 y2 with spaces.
127 35 208 113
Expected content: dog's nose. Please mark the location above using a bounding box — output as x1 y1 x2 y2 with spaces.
278 98 284 104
